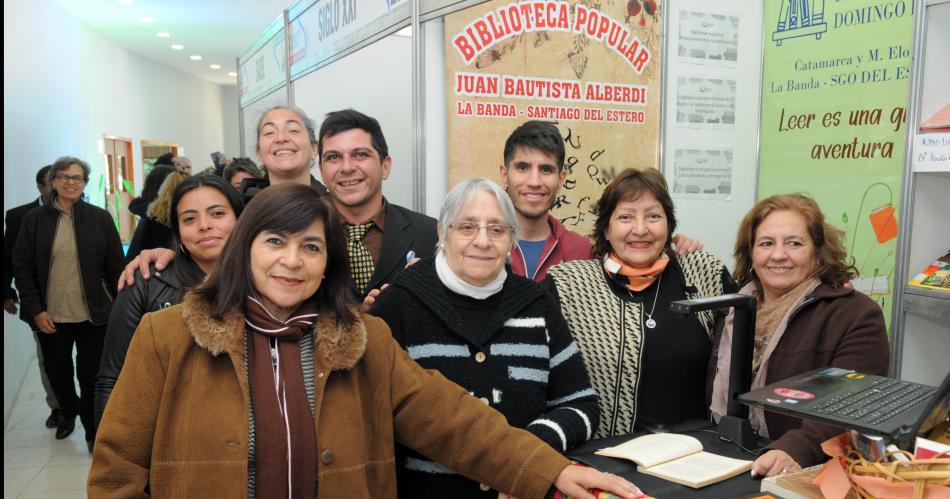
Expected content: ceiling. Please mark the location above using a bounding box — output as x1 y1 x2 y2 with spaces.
54 0 290 85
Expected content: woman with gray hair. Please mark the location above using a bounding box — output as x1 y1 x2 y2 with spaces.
370 178 600 498
13 156 124 451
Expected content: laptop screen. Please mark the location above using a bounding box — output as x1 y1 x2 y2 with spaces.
916 371 950 437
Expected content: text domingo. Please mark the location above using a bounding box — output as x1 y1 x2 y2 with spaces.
452 0 651 74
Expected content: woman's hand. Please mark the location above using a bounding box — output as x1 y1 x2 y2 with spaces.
118 248 177 291
752 449 801 477
553 464 642 499
34 311 57 334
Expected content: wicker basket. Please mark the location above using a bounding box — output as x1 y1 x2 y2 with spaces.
842 447 950 499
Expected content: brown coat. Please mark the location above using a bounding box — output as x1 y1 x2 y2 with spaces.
88 293 570 498
709 283 889 466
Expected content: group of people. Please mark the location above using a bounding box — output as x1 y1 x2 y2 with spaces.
2 106 888 498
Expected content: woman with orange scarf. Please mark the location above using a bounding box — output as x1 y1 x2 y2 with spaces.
546 168 736 438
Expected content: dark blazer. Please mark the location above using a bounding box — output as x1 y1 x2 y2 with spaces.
4 198 41 301
13 199 125 330
352 203 438 300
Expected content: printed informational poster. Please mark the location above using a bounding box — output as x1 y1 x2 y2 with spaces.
445 0 663 237
675 77 736 130
677 11 738 66
758 0 914 325
671 148 734 199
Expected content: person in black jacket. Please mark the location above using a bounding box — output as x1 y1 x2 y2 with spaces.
4 164 63 429
317 109 438 301
13 156 125 451
96 175 244 425
127 165 175 219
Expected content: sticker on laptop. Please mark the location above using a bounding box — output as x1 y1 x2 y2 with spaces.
766 398 782 404
783 399 800 404
818 368 852 377
773 388 815 400
846 373 865 379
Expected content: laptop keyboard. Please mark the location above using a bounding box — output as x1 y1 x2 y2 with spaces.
811 378 937 426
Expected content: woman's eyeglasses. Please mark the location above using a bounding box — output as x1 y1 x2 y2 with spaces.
448 222 513 240
54 174 86 184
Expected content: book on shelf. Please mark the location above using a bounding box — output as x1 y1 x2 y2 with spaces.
920 102 950 133
908 251 950 291
594 433 752 489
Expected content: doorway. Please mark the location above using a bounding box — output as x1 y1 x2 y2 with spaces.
102 136 135 244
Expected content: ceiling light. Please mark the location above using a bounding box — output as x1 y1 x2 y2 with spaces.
139 16 154 23
209 64 221 69
228 72 237 77
171 44 184 50
190 55 202 61
157 32 170 38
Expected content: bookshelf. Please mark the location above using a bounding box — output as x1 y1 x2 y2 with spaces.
891 0 950 386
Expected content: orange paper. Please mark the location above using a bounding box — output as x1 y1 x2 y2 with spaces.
814 459 854 499
869 204 898 243
852 475 950 499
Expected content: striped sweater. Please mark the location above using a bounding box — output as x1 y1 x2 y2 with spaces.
370 257 598 498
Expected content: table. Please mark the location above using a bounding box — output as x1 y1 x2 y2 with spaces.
567 420 768 498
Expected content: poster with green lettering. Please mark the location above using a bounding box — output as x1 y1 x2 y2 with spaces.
758 0 914 326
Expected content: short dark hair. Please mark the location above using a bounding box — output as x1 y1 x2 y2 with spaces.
318 109 389 161
591 168 677 259
194 183 356 326
36 165 52 186
503 121 565 171
168 174 246 291
155 152 175 166
223 158 262 183
140 165 177 203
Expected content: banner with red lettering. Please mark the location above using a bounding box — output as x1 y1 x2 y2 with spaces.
445 0 663 235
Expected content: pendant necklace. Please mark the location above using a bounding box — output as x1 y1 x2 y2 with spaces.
632 272 662 329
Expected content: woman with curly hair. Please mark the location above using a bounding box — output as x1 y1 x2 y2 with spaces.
709 193 889 477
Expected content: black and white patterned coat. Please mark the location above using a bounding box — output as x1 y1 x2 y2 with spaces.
370 257 598 498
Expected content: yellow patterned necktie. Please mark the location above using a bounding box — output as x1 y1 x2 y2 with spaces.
346 222 375 293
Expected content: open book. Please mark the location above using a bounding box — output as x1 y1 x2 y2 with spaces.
594 433 752 488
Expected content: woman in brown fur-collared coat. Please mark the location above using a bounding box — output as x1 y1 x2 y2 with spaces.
88 184 640 499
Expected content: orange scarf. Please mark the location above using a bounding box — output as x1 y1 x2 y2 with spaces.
603 252 670 292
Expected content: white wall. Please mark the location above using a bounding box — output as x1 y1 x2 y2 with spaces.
291 35 414 209
3 0 233 426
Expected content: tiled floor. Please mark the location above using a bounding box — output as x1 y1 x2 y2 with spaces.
4 359 89 498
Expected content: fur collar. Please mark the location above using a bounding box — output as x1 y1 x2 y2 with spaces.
181 292 367 371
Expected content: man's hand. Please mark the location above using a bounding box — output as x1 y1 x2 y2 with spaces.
671 233 704 255
34 312 56 334
4 298 18 315
752 449 801 478
361 284 389 313
118 248 177 292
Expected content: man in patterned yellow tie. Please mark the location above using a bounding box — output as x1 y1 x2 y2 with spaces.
317 110 438 300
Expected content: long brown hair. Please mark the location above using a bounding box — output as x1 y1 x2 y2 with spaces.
733 193 856 288
591 168 677 259
194 183 357 326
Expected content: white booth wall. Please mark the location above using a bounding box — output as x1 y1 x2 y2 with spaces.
662 0 764 270
292 34 415 210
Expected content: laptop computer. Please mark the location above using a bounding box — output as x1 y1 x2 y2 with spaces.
739 368 950 441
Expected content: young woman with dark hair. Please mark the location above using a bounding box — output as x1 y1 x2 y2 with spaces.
95 174 244 425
